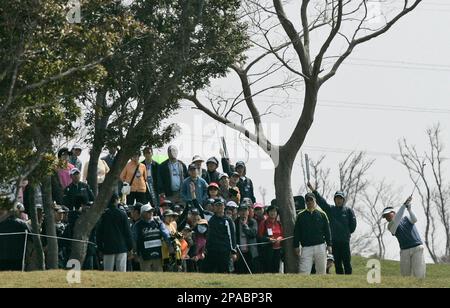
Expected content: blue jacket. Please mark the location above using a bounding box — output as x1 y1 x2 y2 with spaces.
181 176 208 205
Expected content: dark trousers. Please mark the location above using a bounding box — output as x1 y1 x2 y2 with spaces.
333 241 352 275
203 250 230 273
234 251 254 274
263 248 281 273
126 192 148 206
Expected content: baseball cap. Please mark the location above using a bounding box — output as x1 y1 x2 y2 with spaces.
219 173 229 180
213 198 225 206
334 191 346 199
305 192 316 201
206 157 219 165
140 204 154 214
226 201 238 209
188 164 197 171
208 182 219 190
72 144 83 150
163 209 179 217
69 168 81 175
253 203 264 210
235 161 245 168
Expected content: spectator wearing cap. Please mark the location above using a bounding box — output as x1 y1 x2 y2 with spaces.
191 155 207 179
207 182 220 200
307 182 357 275
225 201 238 221
158 145 188 205
47 203 67 268
135 204 172 272
96 194 133 272
142 147 160 208
234 204 259 274
129 203 143 271
120 150 148 206
187 218 208 272
180 225 193 271
161 209 182 271
14 203 28 222
62 167 95 211
0 201 31 271
202 157 221 184
52 148 75 205
70 144 83 171
382 196 425 278
218 173 232 202
235 161 256 204
204 198 237 273
294 192 332 275
253 203 266 226
181 164 208 205
257 204 284 273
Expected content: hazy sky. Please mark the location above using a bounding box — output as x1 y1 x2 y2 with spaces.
80 1 450 261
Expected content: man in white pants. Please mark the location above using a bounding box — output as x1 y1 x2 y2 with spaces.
294 193 332 275
96 194 133 272
382 196 426 279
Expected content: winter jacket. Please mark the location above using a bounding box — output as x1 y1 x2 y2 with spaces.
235 217 259 258
62 181 95 210
258 218 283 250
158 160 188 197
237 177 256 204
202 171 221 185
181 177 208 205
293 208 332 248
313 191 357 243
96 206 133 254
206 215 236 254
0 215 30 261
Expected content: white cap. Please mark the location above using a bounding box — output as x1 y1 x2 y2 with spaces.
70 168 81 175
226 201 238 209
140 203 154 214
72 144 83 150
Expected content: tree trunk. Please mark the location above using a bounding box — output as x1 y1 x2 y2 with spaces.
28 184 45 270
86 88 108 196
274 155 298 273
69 149 130 264
41 176 58 269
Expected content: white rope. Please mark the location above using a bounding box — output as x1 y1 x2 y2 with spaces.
236 245 253 275
237 236 294 248
0 231 96 246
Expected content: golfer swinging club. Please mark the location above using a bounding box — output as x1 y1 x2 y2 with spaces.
381 195 426 279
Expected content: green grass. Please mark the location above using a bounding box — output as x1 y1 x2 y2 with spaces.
1 256 449 288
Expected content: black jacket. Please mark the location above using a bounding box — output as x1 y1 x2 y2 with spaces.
96 206 133 254
293 208 332 248
237 177 256 204
62 182 95 210
234 217 259 258
206 215 236 254
157 159 188 197
0 215 30 261
313 191 357 243
202 170 221 184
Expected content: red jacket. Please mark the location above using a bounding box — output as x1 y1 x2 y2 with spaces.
258 218 283 249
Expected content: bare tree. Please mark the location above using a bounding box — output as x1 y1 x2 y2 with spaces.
360 180 400 259
259 186 267 204
426 125 450 261
397 137 439 263
301 154 334 198
339 151 375 209
184 0 423 272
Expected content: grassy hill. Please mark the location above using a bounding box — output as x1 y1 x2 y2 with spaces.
1 256 449 288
